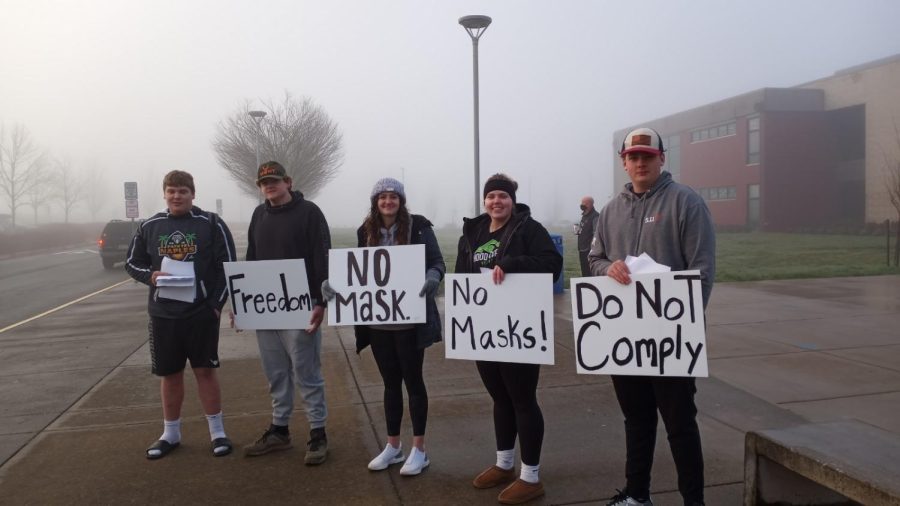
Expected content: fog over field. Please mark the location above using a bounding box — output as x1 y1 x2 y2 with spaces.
2 0 899 228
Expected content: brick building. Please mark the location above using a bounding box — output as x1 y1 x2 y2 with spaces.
612 54 900 231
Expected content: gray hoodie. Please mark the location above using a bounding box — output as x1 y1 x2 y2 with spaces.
587 171 716 307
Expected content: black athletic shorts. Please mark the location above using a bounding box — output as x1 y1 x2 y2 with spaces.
149 309 221 376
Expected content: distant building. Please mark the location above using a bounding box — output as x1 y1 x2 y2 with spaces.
0 213 11 232
612 54 900 231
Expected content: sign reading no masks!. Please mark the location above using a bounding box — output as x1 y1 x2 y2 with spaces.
570 271 708 377
328 245 426 326
444 273 554 365
225 259 313 330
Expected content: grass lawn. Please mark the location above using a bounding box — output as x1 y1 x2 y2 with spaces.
329 227 899 284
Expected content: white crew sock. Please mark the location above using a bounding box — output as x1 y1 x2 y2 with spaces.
160 418 181 444
496 449 515 470
520 463 540 484
205 411 226 440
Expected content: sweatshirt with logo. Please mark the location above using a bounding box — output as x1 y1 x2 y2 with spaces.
587 171 716 307
455 203 563 281
126 206 236 318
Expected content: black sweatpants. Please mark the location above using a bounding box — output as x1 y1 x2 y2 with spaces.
369 328 428 436
612 375 704 505
476 360 544 466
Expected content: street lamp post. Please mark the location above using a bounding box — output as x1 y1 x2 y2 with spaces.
248 110 267 171
459 14 492 217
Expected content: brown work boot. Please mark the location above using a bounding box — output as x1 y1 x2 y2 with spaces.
498 479 544 504
472 465 516 489
243 427 292 457
304 427 328 465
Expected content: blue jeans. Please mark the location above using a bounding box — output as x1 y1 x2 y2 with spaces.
255 328 327 429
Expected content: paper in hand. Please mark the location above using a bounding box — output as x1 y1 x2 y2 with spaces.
158 257 196 302
625 253 671 274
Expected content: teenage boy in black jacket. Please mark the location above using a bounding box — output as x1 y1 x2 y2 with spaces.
126 170 236 460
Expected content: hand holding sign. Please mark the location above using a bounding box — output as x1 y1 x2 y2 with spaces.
327 245 426 326
570 270 707 377
224 259 313 330
444 273 554 365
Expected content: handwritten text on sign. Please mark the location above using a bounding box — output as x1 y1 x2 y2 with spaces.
570 271 707 377
328 245 425 326
444 273 554 365
224 259 312 330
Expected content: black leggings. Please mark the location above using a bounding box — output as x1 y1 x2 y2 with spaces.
612 375 704 504
476 361 543 466
369 328 428 436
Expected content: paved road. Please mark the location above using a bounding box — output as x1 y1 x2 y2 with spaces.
0 247 128 329
0 229 250 330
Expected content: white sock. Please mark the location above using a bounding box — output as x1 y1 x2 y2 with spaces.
205 412 226 440
160 418 181 444
386 441 401 454
520 463 540 483
496 449 515 470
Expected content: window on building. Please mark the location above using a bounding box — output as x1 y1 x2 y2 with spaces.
666 134 681 181
747 184 760 228
697 186 737 201
690 121 737 144
747 116 760 164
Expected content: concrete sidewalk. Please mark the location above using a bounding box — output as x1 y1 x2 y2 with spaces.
1 275 898 505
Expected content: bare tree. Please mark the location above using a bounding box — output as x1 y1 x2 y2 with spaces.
24 172 52 225
883 122 900 266
212 93 344 199
0 123 45 228
54 157 85 224
83 162 108 221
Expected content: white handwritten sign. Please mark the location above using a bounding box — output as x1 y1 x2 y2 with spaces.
570 271 707 377
444 273 554 365
328 245 425 326
224 259 313 330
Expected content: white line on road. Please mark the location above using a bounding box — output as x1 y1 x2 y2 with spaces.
52 250 98 255
0 279 131 334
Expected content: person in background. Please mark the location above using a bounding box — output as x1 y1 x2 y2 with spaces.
323 177 444 476
125 170 236 460
455 173 562 505
575 196 600 277
589 127 715 506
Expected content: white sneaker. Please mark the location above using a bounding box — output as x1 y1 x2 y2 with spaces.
606 491 653 506
399 447 430 476
368 442 404 471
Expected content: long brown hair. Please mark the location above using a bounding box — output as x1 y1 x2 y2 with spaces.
362 196 411 246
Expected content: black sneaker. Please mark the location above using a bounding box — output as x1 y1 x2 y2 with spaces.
305 428 327 465
243 427 292 457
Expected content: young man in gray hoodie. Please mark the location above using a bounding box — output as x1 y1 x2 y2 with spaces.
588 127 715 506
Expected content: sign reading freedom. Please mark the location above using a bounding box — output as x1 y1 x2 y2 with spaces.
328 245 426 326
224 259 313 330
444 273 554 365
570 270 708 377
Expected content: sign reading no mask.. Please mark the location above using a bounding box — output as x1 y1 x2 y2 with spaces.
225 259 313 330
444 273 554 365
570 270 707 377
328 245 426 326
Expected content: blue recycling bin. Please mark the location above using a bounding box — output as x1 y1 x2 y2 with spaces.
550 234 564 293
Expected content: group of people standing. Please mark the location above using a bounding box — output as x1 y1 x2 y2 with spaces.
125 125 715 506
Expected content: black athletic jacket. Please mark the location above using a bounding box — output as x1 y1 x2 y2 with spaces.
455 203 563 281
126 206 236 318
246 191 331 307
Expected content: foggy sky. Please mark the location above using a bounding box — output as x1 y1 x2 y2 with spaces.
2 0 899 228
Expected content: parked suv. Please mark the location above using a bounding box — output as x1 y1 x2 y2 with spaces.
98 220 139 269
